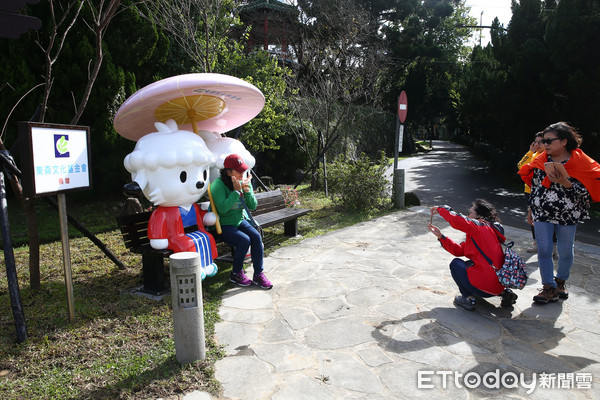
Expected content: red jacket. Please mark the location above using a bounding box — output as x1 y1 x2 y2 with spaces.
148 204 218 257
437 206 506 295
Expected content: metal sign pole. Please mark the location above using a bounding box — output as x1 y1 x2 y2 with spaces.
58 193 75 323
393 91 407 208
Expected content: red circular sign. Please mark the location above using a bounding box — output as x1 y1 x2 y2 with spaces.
398 91 407 123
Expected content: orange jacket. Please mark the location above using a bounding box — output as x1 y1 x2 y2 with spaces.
518 149 600 202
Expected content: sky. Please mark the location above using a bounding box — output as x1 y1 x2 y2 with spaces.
465 0 513 45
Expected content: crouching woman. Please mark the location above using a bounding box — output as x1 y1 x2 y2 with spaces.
427 199 516 311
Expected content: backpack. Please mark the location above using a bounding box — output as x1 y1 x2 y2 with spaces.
472 238 528 290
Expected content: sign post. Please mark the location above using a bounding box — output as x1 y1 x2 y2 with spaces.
19 122 92 323
393 91 407 208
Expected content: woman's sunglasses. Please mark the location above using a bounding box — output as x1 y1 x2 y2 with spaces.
541 137 560 145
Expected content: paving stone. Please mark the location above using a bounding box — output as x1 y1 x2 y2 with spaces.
305 316 378 350
565 329 600 358
311 298 355 320
562 288 599 312
317 352 384 394
502 338 575 373
276 278 345 299
221 290 273 310
219 308 274 324
500 318 567 344
311 249 362 265
214 321 261 356
543 336 600 369
521 302 568 321
279 307 317 330
375 298 420 320
357 346 394 367
271 374 336 400
269 245 322 260
435 332 493 356
214 356 275 400
260 317 294 342
430 308 502 341
379 360 468 399
252 342 314 372
345 286 393 307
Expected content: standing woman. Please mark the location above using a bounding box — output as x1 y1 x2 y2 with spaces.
210 154 273 289
519 122 600 303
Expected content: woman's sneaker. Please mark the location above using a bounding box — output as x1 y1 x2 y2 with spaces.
533 285 559 303
453 295 475 311
500 288 518 307
554 278 569 299
252 272 273 290
229 271 252 287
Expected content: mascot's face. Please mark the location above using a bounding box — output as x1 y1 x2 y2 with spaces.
124 119 215 207
150 163 210 207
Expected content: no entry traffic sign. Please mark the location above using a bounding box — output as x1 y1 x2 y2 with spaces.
398 91 407 123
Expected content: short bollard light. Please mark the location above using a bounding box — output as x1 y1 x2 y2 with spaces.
169 252 205 364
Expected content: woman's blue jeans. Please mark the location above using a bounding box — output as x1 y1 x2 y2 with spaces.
534 221 577 287
221 220 263 274
449 258 494 298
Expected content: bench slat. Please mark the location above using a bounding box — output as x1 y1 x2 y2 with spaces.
254 208 311 228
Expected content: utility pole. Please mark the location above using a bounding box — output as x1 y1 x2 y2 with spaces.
479 11 483 47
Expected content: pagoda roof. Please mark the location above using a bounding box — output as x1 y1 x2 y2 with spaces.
240 0 297 14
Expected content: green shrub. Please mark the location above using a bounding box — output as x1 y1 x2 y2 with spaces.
327 152 390 210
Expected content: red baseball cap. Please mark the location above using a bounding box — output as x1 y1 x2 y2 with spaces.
223 154 250 173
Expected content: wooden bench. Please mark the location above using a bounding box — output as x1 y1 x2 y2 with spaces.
252 189 311 236
116 189 310 295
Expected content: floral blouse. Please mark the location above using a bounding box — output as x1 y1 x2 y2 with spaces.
529 158 590 225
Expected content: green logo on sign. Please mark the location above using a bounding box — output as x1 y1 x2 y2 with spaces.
56 135 68 154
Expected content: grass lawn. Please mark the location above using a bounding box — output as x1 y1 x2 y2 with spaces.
0 186 396 399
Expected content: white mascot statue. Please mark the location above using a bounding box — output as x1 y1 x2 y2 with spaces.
198 130 256 182
124 119 218 280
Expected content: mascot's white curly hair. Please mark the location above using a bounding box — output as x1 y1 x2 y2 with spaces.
124 119 215 204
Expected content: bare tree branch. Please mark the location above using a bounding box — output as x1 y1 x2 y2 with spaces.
70 0 122 124
37 0 85 123
142 0 242 73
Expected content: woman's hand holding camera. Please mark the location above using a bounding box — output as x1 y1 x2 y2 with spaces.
428 223 442 238
428 207 442 238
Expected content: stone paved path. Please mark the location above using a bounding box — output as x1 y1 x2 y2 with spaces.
206 207 600 399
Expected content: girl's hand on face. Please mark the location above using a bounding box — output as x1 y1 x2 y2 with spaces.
232 176 242 191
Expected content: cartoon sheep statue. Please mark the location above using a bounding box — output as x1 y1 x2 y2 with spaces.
198 130 256 182
124 119 218 280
